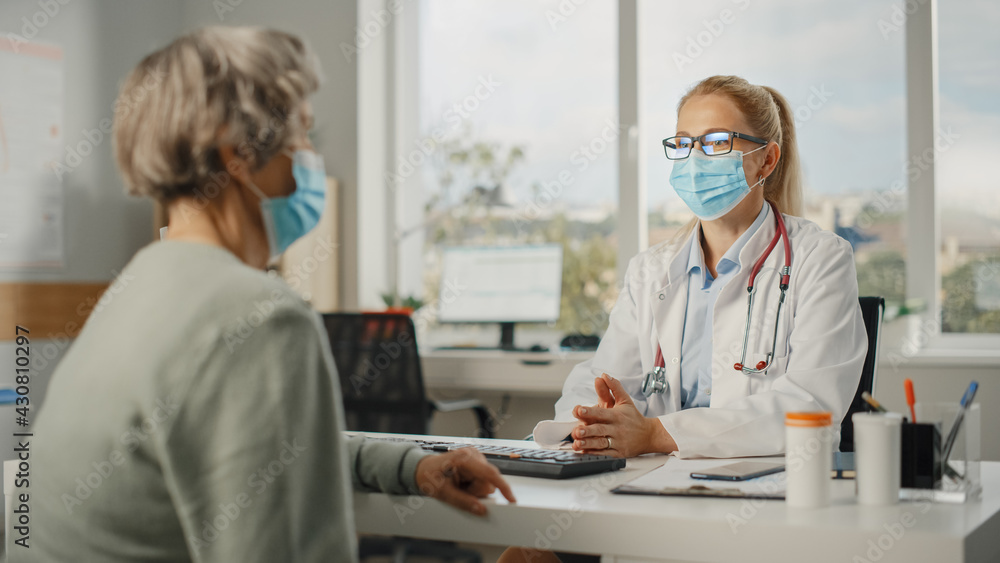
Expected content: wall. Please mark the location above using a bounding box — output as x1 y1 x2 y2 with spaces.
0 0 174 286
356 0 392 310
0 0 183 449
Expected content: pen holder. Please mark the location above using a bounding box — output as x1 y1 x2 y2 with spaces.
900 422 941 489
914 402 981 499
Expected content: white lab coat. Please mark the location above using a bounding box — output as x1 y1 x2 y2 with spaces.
554 205 867 458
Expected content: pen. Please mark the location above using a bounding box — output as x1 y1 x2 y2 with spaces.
904 379 917 422
861 391 888 413
941 381 979 470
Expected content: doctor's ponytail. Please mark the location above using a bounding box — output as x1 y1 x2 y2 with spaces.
677 76 803 217
760 86 803 217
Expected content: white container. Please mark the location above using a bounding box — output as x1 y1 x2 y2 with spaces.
853 412 903 505
785 411 833 508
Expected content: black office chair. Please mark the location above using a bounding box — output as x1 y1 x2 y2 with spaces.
321 312 494 438
839 296 886 452
321 312 490 563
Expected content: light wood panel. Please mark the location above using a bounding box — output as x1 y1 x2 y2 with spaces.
0 283 109 340
279 177 340 312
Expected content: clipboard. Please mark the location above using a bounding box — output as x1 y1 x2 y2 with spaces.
611 457 787 499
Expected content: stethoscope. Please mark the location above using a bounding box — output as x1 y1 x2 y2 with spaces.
642 200 792 397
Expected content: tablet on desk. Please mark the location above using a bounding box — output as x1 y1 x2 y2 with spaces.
612 457 787 499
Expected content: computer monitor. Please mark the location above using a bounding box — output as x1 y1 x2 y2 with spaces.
437 244 563 350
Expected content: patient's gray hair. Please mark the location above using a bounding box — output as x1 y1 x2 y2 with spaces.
113 26 321 201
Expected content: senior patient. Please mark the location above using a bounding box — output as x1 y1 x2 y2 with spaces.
27 26 513 562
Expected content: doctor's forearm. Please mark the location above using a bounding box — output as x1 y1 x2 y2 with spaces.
645 417 678 454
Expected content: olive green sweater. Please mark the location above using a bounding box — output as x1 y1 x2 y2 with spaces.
26 241 428 562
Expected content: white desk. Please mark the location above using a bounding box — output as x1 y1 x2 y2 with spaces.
354 434 1000 563
421 349 588 395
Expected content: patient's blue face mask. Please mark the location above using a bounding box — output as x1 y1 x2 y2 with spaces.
246 149 327 260
669 145 765 221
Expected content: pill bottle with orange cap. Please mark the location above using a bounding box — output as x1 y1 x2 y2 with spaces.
785 411 833 508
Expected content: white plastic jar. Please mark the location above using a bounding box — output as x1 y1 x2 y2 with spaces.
853 412 903 505
785 411 833 508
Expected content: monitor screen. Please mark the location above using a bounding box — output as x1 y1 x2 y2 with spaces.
437 244 563 324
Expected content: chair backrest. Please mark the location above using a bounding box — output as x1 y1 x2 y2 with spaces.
839 296 885 452
320 313 431 435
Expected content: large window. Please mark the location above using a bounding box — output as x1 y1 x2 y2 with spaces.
387 0 998 352
640 1 907 307
400 0 618 339
937 0 1000 334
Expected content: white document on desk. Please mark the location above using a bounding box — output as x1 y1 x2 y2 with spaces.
531 420 577 450
613 457 786 499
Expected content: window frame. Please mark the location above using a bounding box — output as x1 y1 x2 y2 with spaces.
906 0 1000 352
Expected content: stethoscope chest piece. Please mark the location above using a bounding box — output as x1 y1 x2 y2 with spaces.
642 366 667 397
642 346 669 396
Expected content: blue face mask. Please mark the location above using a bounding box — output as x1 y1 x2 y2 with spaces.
247 149 327 260
669 146 765 221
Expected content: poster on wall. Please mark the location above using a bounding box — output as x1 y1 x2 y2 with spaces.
0 37 64 268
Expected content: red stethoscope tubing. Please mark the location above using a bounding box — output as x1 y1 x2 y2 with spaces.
748 201 791 292
654 346 665 371
651 201 791 374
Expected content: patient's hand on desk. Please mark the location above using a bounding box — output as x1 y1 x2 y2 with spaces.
571 373 677 458
415 447 517 516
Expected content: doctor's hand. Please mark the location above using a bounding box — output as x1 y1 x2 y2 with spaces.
571 373 678 458
415 447 517 516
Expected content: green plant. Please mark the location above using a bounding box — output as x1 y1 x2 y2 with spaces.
855 250 906 304
942 255 1000 333
429 126 525 212
380 291 425 311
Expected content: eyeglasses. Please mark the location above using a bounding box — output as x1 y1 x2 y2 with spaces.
662 131 768 160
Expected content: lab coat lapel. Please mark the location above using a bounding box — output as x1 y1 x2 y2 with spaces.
647 231 695 414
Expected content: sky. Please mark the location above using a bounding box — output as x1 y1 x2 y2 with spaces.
419 0 617 212
936 0 1000 219
417 0 999 222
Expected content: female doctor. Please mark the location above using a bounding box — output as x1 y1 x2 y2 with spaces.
555 75 867 459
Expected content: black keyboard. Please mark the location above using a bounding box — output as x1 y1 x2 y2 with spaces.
363 436 626 479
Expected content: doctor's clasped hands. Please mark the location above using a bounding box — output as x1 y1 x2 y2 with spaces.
570 374 678 458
